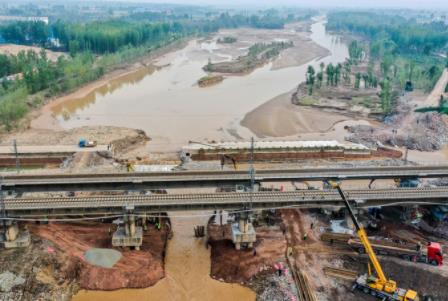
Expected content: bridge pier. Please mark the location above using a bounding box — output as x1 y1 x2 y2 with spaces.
231 213 256 250
112 208 143 250
1 222 30 249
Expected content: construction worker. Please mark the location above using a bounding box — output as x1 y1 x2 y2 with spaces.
303 232 308 241
155 222 161 231
416 242 422 253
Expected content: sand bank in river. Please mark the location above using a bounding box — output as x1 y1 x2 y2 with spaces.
240 90 351 137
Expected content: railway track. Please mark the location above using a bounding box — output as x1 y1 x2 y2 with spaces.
3 187 448 216
323 267 358 281
293 266 317 301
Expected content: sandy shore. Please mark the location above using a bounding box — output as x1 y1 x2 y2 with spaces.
240 90 351 137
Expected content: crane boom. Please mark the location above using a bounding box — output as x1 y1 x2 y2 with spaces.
329 182 419 301
334 185 388 283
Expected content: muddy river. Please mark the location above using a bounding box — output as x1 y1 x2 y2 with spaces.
67 20 348 300
42 20 348 152
72 213 256 301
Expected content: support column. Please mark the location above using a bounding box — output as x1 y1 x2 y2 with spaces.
231 213 256 250
2 222 30 249
112 206 143 250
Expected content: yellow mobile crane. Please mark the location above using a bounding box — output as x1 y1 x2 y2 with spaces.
330 182 419 301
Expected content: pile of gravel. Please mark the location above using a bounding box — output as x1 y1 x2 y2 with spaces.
0 271 25 292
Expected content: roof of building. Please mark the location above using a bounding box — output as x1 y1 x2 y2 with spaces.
183 140 369 151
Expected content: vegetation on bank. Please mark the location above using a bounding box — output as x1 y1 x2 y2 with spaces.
197 74 224 87
217 36 237 44
204 41 293 73
302 11 447 116
0 9 315 131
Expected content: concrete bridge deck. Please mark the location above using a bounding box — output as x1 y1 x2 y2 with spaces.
3 187 448 217
2 165 448 192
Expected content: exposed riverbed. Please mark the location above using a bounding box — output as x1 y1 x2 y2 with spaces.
32 20 352 153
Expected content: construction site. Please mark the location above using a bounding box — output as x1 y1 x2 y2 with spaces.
0 5 448 301
1 132 448 301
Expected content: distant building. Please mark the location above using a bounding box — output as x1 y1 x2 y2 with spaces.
0 16 48 24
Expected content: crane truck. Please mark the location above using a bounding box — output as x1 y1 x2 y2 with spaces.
330 182 419 301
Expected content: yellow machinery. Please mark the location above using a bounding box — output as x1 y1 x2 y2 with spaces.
330 182 419 301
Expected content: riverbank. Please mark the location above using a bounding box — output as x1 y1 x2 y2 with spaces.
23 20 340 153
240 89 351 137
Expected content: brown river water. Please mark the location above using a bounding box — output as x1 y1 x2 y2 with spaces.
70 20 348 300
40 20 349 152
72 213 256 301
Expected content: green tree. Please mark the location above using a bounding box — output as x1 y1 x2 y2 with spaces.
306 65 316 95
354 73 361 89
379 78 396 114
326 63 334 86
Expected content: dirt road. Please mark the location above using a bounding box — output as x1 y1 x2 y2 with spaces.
420 68 448 108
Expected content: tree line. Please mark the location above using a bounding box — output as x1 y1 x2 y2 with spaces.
0 11 299 55
315 11 448 115
0 10 313 130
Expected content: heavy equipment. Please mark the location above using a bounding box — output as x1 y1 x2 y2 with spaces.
330 182 419 301
78 138 97 148
348 238 443 266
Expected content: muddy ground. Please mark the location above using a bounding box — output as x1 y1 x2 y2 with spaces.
207 209 448 301
0 221 170 300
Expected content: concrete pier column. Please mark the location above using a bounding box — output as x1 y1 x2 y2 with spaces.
2 222 30 249
112 207 143 250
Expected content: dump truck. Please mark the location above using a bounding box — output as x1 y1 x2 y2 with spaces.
330 182 419 301
349 239 443 266
78 138 97 148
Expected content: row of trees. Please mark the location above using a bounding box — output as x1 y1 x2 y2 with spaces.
305 60 379 95
326 12 448 55
0 21 48 46
0 11 298 55
325 11 447 114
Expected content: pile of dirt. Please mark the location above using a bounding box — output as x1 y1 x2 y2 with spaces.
111 129 150 156
208 224 286 283
0 126 148 149
28 221 169 291
346 112 448 151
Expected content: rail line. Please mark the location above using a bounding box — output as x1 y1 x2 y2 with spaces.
293 265 317 301
323 267 358 281
3 186 448 217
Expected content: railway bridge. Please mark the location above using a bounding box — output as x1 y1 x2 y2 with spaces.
2 165 448 193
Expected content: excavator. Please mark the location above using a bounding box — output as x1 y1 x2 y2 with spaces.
329 181 419 301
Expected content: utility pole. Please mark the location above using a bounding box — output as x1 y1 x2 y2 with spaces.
249 137 255 211
13 140 20 173
0 178 5 239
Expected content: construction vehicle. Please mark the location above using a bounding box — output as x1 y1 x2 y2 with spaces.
349 238 443 266
330 182 419 301
78 138 97 148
